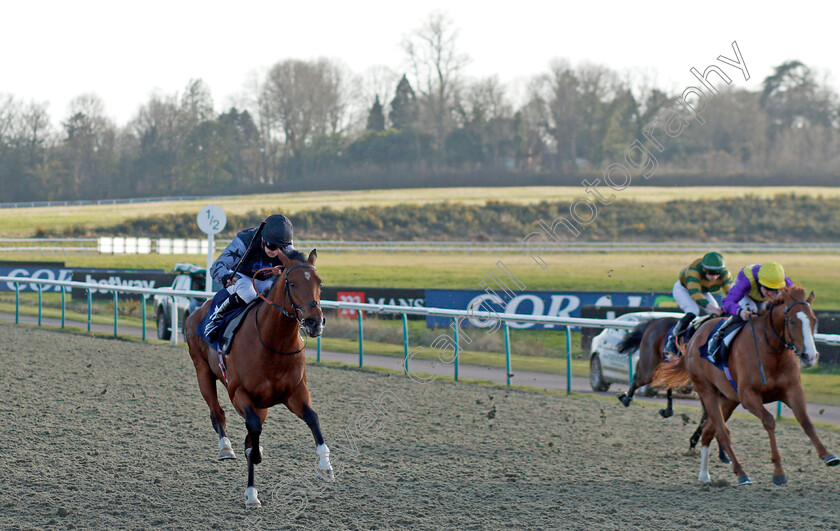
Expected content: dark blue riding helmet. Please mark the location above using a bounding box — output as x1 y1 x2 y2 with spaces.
262 215 293 246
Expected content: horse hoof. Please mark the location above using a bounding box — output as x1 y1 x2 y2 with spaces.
698 473 711 483
737 474 752 486
245 486 261 508
617 394 631 407
772 475 788 486
245 446 264 465
825 454 840 466
659 409 673 419
317 467 335 483
719 451 730 464
218 447 236 460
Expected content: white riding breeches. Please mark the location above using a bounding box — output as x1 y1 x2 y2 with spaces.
672 280 720 315
226 273 273 303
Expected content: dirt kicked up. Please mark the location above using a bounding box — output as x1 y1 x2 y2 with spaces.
2 323 840 530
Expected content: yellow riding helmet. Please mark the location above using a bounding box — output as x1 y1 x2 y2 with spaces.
758 262 786 289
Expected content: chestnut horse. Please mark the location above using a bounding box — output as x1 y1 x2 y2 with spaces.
185 249 332 508
654 286 839 485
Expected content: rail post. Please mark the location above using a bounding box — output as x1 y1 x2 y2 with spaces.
113 291 119 337
628 351 634 386
37 284 43 325
86 289 92 332
317 335 321 362
141 294 147 341
565 326 572 395
170 296 177 345
357 311 364 367
453 317 459 382
402 313 409 375
504 322 511 387
14 282 20 323
61 286 66 328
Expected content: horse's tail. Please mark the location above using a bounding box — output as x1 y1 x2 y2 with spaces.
652 347 691 390
617 319 655 354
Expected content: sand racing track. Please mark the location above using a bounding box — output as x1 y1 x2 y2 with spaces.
2 323 840 530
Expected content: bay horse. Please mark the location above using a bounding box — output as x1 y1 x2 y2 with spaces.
185 249 332 508
616 317 679 417
616 316 728 463
654 286 839 485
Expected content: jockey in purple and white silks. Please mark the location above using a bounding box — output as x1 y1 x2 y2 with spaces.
706 262 793 357
204 214 306 342
663 252 732 357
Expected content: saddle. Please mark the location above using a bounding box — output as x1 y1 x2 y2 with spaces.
689 314 715 332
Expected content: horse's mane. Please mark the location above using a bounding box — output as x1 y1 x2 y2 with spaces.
282 248 308 263
773 284 807 303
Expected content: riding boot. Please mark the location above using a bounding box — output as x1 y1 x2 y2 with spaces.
204 294 245 342
676 312 696 337
707 315 744 361
665 312 696 357
663 333 679 357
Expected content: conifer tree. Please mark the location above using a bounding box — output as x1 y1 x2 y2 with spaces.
389 75 417 130
366 95 385 131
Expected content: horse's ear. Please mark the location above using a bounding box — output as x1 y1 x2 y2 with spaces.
808 291 815 304
307 248 317 265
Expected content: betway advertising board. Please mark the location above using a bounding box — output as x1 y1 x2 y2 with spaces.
71 271 174 300
425 289 671 329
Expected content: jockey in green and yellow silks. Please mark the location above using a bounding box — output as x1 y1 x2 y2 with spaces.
664 252 733 357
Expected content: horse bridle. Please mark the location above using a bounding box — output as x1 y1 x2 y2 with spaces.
253 264 321 325
764 300 812 356
249 264 322 356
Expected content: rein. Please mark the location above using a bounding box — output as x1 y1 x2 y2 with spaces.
251 264 320 356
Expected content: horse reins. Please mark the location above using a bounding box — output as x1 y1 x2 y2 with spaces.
251 264 321 356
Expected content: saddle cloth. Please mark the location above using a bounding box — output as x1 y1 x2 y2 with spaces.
699 319 741 391
196 291 259 354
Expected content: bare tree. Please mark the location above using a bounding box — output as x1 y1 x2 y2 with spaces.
60 94 117 198
454 76 514 166
262 58 349 173
401 11 470 163
526 59 579 171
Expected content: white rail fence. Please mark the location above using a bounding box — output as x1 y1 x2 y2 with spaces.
2 276 839 394
3 238 840 254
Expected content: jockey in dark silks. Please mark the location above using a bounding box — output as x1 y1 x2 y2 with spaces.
203 214 306 343
663 252 732 357
706 261 793 358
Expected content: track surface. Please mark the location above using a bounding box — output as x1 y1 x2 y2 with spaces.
3 323 840 530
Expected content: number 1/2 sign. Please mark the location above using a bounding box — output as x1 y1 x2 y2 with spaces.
197 205 227 292
197 205 227 235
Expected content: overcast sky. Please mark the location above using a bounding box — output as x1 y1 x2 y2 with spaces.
3 0 836 127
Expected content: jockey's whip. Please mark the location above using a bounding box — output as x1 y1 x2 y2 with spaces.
749 318 767 386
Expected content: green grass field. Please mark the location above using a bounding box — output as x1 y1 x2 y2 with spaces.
4 250 840 307
3 185 840 404
3 185 839 237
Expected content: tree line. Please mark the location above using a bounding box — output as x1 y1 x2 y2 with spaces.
1 13 838 202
